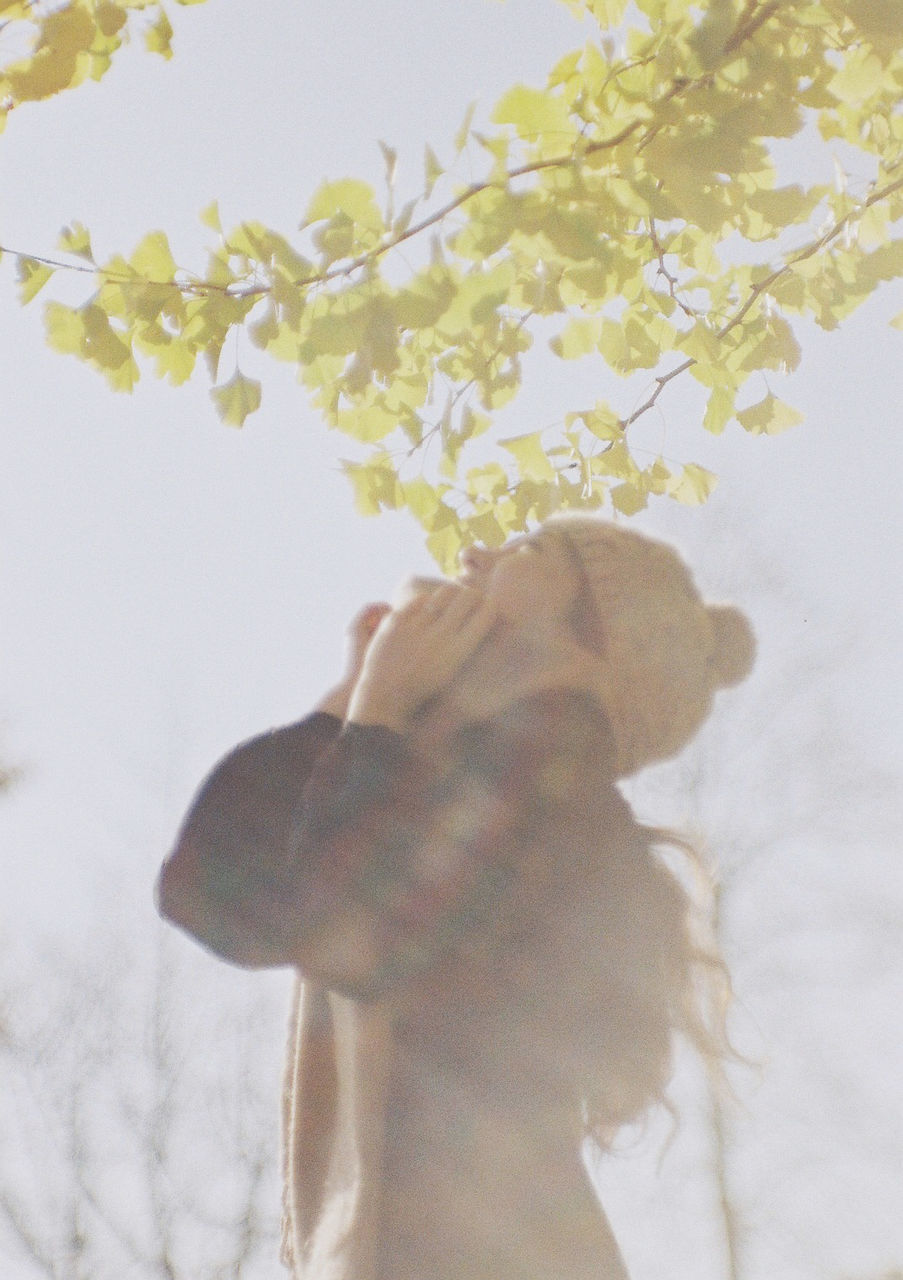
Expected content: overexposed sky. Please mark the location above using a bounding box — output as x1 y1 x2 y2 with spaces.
1 3 901 1277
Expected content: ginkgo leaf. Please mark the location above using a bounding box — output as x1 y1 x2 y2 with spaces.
424 145 443 197
145 10 174 58
500 432 556 481
306 179 382 232
492 84 573 140
130 231 178 281
454 100 477 154
9 0 903 565
17 257 55 304
550 316 602 359
200 201 222 233
669 463 718 505
210 371 262 427
737 393 804 436
45 302 85 355
57 221 94 261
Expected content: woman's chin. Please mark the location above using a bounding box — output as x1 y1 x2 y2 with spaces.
392 575 448 607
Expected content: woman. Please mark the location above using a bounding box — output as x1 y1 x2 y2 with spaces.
157 515 755 1280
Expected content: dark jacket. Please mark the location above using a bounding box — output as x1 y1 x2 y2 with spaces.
158 690 647 1279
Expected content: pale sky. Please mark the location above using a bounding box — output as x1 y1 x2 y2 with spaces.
1 3 901 1278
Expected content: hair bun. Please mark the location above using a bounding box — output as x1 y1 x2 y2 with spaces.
707 605 756 687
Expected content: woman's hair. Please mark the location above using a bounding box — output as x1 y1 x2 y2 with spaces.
579 823 732 1146
527 522 739 1140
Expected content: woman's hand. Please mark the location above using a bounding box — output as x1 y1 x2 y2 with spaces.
314 602 391 719
347 584 497 731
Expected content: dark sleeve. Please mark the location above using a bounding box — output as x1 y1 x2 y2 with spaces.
156 712 342 967
157 691 617 994
281 689 619 1000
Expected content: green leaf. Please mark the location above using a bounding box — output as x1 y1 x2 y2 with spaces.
736 393 804 436
210 371 262 427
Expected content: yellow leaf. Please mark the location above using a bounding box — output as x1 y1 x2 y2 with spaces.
598 319 631 374
17 257 55 304
135 332 196 385
145 10 173 58
6 4 94 101
550 316 602 359
570 403 622 442
200 200 222 233
736 393 804 436
402 477 440 523
610 483 647 515
45 302 85 355
95 2 127 37
57 221 94 261
210 371 262 427
890 310 903 330
466 463 508 500
669 463 718 506
424 145 443 197
342 459 402 516
306 179 383 232
454 100 477 154
500 432 556 481
130 230 177 281
102 350 140 393
426 523 464 575
492 84 573 140
829 52 883 105
82 304 132 370
703 385 735 435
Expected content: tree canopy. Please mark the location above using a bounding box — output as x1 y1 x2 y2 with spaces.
2 0 902 566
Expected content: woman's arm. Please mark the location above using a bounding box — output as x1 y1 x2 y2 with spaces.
156 603 390 965
156 712 344 966
157 587 617 997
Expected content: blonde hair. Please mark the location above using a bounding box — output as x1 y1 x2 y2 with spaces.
581 824 732 1144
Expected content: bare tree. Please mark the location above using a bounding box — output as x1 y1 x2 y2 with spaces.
0 921 292 1280
615 510 903 1280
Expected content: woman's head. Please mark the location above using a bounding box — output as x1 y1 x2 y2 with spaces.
459 516 755 775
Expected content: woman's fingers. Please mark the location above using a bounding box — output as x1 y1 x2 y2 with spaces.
345 602 392 676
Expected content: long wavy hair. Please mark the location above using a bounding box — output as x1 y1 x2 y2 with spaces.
397 524 738 1147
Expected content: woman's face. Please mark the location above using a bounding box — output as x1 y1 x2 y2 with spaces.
456 532 581 632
